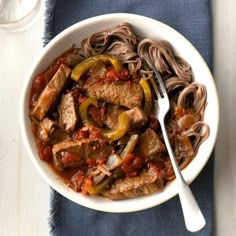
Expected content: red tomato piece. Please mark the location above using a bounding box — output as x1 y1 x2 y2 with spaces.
148 113 159 131
62 151 81 164
37 141 53 162
88 125 102 139
82 178 92 195
87 158 97 167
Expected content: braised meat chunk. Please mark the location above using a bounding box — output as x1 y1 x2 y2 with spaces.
102 170 163 200
37 117 55 142
59 92 78 133
136 128 166 158
52 139 114 171
125 106 148 129
30 64 71 121
87 81 143 109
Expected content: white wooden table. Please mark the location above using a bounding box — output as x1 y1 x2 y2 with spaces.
0 1 235 235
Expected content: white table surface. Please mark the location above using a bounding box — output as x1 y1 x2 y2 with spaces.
0 1 235 235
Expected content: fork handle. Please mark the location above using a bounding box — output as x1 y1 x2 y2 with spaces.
159 120 206 232
178 181 206 232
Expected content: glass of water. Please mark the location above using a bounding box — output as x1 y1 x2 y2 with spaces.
0 0 41 31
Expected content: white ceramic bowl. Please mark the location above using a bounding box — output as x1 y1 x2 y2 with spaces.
19 13 219 213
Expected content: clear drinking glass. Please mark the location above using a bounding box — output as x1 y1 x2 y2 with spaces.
0 0 41 31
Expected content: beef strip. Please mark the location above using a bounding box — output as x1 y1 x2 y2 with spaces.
125 106 148 129
59 92 78 133
29 48 84 110
136 128 166 158
30 64 71 121
86 81 143 109
52 139 114 171
37 117 55 142
102 170 163 200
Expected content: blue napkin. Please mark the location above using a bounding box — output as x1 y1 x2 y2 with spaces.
45 1 213 235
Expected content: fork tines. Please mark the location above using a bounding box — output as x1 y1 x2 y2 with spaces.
148 56 166 99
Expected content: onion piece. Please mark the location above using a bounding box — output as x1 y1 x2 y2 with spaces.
177 114 198 131
120 134 139 158
88 135 139 194
106 154 121 170
92 154 121 185
93 173 106 185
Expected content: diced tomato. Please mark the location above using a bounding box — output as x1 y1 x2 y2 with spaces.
73 174 92 195
97 158 106 165
32 75 47 92
148 113 159 131
37 141 53 162
61 151 81 164
43 146 53 161
121 163 135 173
105 67 130 82
42 146 53 162
82 178 92 195
88 125 102 139
122 154 136 164
106 68 119 81
87 158 97 167
132 156 143 169
121 154 144 176
72 128 90 140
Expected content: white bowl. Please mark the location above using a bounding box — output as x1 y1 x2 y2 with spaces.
19 13 219 213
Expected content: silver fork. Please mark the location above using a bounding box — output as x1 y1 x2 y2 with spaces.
148 57 206 232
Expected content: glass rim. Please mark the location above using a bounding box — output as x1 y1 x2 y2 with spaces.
0 0 41 29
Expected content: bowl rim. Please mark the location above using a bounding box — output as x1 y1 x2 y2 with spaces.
19 13 219 213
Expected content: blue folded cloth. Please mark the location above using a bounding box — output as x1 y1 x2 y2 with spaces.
45 1 213 235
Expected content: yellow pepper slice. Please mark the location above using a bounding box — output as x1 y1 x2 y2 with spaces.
71 54 123 81
101 112 130 141
87 176 113 196
140 78 152 115
79 98 130 141
79 97 98 127
87 166 123 195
